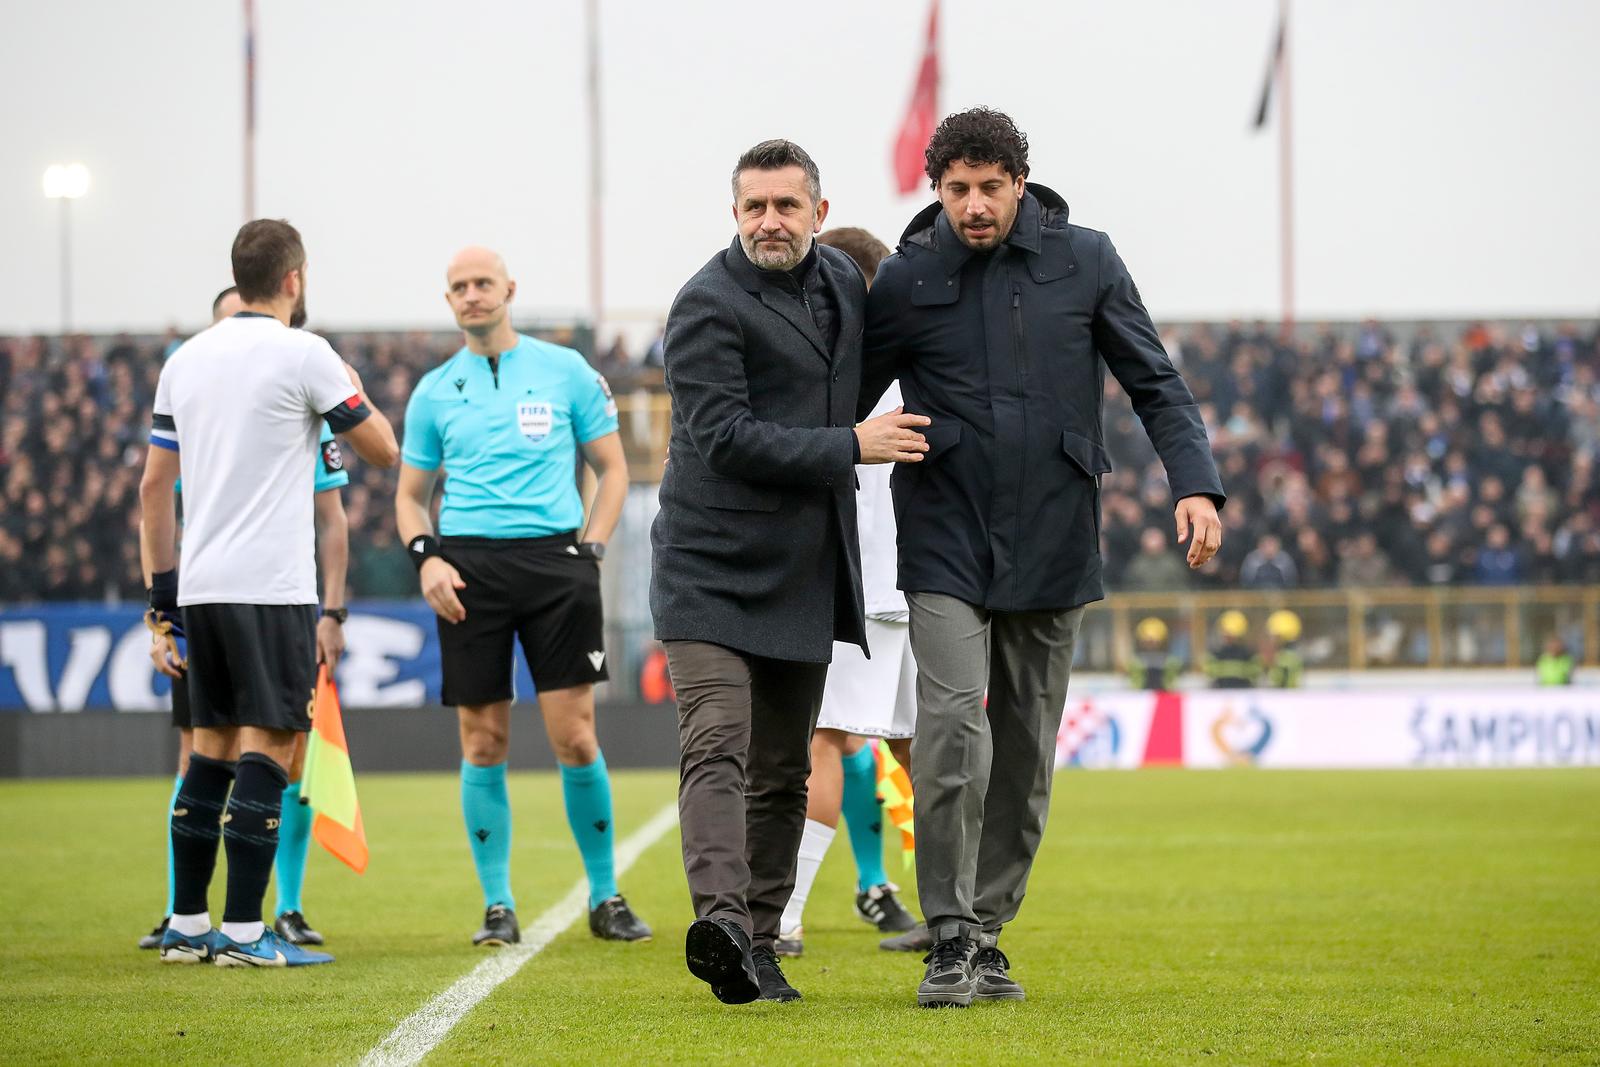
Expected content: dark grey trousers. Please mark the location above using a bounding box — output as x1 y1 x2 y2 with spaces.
664 640 826 951
907 592 1085 945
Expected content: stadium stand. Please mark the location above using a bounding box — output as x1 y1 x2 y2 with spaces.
1 319 1597 603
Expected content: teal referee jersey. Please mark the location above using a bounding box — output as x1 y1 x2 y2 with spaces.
402 334 619 538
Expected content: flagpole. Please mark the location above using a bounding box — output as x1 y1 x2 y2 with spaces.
243 0 257 221
585 0 604 354
1278 0 1294 341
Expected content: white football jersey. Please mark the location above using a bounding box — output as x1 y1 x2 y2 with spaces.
152 314 363 605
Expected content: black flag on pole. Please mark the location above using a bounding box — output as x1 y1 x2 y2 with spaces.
1253 17 1284 129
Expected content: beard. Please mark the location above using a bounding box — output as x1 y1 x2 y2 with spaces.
289 291 307 329
740 228 812 272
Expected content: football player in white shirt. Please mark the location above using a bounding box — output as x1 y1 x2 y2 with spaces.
137 285 353 952
140 219 397 967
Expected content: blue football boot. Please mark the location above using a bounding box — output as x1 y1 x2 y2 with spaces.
159 925 225 964
213 927 334 967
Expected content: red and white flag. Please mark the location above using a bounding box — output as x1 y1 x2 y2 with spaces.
892 0 940 196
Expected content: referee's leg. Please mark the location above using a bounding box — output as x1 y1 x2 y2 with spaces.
458 699 518 924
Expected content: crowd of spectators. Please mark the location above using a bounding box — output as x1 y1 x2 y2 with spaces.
2 318 1597 603
1103 320 1600 591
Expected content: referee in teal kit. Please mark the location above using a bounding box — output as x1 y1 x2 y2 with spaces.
395 245 650 947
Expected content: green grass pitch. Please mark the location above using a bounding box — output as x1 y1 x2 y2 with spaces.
1 768 1596 1065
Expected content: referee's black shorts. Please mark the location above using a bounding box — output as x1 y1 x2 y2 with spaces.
184 603 317 732
438 533 609 707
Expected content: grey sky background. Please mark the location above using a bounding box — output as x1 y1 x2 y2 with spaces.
2 0 1596 337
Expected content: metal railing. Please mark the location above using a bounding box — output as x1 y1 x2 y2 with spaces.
1093 586 1600 673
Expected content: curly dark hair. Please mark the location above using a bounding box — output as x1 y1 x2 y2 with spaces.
923 107 1030 189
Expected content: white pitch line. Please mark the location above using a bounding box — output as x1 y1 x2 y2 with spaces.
359 802 679 1067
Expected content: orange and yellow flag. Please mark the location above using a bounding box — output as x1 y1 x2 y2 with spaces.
300 665 368 874
873 740 915 869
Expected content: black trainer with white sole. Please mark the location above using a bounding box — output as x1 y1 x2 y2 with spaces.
856 883 918 933
775 927 804 958
472 904 521 947
274 910 324 946
684 917 760 1005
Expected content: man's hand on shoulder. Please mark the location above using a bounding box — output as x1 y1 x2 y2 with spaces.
1175 495 1223 568
855 407 931 465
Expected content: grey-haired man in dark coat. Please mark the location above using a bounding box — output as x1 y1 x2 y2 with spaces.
859 108 1226 1007
651 139 929 1005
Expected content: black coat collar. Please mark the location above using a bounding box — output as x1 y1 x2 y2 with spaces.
722 237 844 362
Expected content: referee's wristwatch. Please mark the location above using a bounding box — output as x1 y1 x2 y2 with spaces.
576 541 606 561
321 607 349 625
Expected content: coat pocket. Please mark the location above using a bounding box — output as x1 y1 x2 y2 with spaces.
922 419 963 461
1061 430 1112 478
700 477 782 512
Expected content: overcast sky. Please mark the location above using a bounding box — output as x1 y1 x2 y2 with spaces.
2 0 1597 336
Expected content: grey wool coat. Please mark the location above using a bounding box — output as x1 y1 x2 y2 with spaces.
650 237 869 663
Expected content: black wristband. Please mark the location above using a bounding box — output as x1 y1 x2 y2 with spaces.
321 607 349 624
408 534 443 571
148 569 179 612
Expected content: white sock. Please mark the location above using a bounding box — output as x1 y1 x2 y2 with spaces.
221 920 265 944
170 912 210 937
780 819 836 934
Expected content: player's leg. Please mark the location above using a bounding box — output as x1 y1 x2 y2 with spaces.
272 731 321 945
159 603 238 963
206 603 331 967
523 541 648 942
140 678 193 949
831 620 917 933
162 723 238 962
967 605 1085 1001
775 728 848 954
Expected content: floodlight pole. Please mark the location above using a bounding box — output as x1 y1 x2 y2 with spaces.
1278 0 1295 342
58 196 72 336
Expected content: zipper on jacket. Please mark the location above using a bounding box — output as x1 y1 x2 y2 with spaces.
488 355 500 390
1010 288 1028 604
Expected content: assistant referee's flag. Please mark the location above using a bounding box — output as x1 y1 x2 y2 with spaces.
301 665 369 874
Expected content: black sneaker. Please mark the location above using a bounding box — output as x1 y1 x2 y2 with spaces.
274 910 325 946
917 936 975 1008
138 916 170 950
856 883 918 933
879 923 933 953
752 946 803 1002
775 926 804 958
589 895 652 942
971 945 1025 1001
472 904 521 947
684 917 760 1005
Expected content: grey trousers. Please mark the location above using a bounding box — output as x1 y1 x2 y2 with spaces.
907 592 1085 945
664 640 826 951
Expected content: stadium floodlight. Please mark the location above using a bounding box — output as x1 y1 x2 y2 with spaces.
42 163 90 336
41 162 91 200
